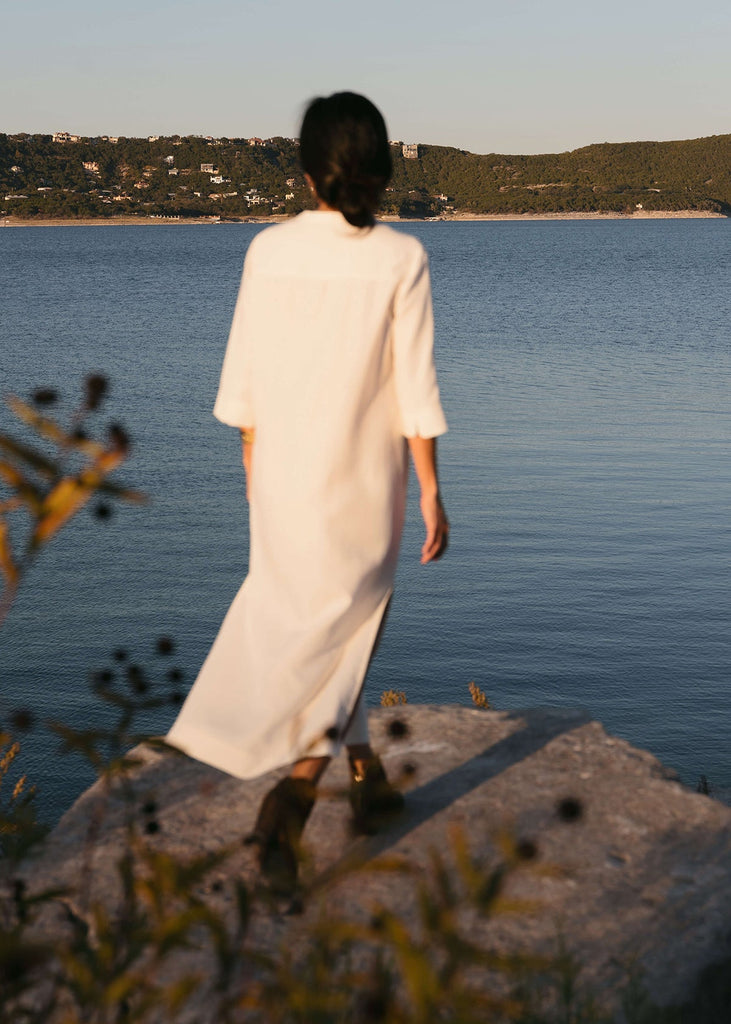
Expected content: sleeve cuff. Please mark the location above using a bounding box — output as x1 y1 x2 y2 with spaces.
213 396 255 429
400 406 448 439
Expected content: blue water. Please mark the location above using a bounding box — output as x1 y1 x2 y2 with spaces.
1 218 729 822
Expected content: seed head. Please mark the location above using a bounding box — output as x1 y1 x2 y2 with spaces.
556 797 583 823
387 718 409 740
9 709 35 732
108 422 130 453
85 374 108 411
31 388 58 407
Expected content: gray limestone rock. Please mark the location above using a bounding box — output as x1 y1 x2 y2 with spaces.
17 706 731 1021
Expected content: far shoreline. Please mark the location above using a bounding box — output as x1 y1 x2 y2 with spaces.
1 209 726 228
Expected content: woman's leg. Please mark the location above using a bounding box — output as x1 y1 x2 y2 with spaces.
290 755 330 784
343 694 404 833
343 691 374 775
290 689 370 783
250 747 332 894
248 772 318 896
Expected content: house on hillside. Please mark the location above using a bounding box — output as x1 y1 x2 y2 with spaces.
402 143 419 159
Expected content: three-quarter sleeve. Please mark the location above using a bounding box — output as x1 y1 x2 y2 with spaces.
213 241 258 428
392 244 448 439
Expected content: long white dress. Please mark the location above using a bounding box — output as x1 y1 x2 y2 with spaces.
167 210 447 779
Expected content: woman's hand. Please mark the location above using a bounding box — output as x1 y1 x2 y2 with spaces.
420 491 449 563
407 435 449 564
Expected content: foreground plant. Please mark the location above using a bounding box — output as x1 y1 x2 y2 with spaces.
0 374 144 627
469 680 490 709
380 690 408 707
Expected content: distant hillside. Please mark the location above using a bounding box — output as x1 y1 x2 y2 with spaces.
390 135 731 217
1 132 729 220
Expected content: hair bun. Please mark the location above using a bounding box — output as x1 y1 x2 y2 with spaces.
334 178 376 228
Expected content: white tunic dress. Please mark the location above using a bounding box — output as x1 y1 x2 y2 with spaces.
167 210 447 779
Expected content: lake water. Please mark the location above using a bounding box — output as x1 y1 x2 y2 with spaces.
1 218 729 822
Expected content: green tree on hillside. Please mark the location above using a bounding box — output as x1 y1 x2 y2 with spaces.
1 132 729 220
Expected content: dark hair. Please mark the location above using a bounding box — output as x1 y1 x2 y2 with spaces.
299 92 392 228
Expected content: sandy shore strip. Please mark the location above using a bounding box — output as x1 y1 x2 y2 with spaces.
0 215 261 228
1 210 726 228
443 210 727 221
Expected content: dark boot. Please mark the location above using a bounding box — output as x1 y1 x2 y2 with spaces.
246 776 316 895
349 755 404 836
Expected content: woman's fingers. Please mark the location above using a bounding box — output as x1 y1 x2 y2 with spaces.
422 523 448 562
420 496 449 564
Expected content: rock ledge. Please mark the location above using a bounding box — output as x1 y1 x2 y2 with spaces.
24 706 731 1020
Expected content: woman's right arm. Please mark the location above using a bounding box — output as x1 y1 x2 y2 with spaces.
391 240 449 561
407 435 449 564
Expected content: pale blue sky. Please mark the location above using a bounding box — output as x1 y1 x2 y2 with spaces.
4 0 729 154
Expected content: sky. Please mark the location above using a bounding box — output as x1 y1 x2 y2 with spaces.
3 0 730 155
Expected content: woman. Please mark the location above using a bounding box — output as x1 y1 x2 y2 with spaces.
168 92 448 894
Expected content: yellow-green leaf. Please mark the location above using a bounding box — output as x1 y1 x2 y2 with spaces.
6 396 68 443
0 434 57 477
0 520 19 590
34 478 92 545
97 480 147 504
0 461 46 513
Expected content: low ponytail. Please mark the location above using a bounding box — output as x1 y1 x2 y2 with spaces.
300 93 392 228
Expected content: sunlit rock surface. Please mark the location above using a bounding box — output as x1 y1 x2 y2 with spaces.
24 706 731 1020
